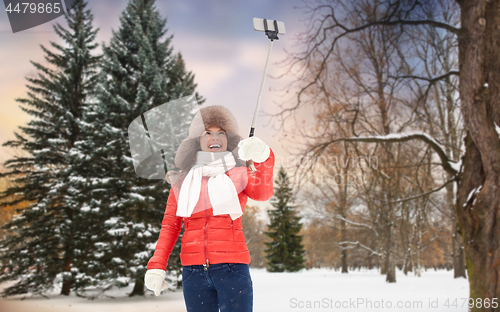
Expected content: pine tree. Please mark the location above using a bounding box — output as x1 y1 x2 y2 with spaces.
72 0 202 296
0 1 100 296
264 166 305 272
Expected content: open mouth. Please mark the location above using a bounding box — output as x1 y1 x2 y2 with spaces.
209 144 221 151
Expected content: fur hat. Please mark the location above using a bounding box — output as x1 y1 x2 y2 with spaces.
187 106 239 138
174 106 244 170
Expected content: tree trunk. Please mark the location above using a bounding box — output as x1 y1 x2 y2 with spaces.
61 279 71 296
403 252 413 276
129 276 145 297
447 168 467 278
385 221 396 283
340 162 349 273
415 209 422 277
61 218 74 296
340 217 348 273
453 221 467 278
403 221 416 276
450 182 467 278
61 259 72 296
341 248 348 273
457 1 500 308
380 257 386 275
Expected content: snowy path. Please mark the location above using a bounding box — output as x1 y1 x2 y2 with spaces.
0 268 469 312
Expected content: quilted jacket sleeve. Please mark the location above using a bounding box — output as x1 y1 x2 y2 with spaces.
243 148 275 201
146 190 183 271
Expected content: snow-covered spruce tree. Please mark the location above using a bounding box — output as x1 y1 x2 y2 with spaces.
0 1 100 297
264 166 305 272
73 0 202 296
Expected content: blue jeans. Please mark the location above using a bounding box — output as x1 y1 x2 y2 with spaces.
182 263 253 312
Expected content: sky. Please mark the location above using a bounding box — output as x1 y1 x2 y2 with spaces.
0 0 311 170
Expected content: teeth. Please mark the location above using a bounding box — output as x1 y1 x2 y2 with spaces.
210 144 221 148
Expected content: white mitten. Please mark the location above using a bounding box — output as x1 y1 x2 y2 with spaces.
238 137 270 163
144 269 170 296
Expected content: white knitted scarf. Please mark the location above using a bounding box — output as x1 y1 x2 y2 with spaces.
176 151 242 220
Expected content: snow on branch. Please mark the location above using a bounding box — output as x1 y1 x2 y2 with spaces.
338 241 382 257
332 214 379 238
311 132 458 176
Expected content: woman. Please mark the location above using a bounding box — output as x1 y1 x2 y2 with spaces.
144 106 274 312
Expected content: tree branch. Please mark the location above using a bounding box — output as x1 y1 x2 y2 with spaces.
378 19 461 35
309 132 458 176
389 70 459 83
382 177 456 204
332 214 379 238
338 241 382 257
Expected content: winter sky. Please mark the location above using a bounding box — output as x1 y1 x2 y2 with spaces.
0 0 310 168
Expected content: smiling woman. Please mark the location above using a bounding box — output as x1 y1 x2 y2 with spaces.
200 126 227 152
144 105 275 312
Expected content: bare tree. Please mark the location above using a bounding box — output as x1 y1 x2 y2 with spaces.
300 143 359 273
276 0 499 307
399 0 466 278
286 2 436 282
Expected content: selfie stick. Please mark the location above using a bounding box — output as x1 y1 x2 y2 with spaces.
247 18 284 172
250 18 283 138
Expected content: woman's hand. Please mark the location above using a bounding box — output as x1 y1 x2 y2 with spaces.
144 269 170 296
238 137 270 163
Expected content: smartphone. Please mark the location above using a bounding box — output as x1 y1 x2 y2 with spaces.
253 18 286 35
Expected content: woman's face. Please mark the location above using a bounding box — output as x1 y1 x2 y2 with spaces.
200 126 228 152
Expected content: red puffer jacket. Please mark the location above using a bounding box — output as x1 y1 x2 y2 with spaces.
147 149 275 270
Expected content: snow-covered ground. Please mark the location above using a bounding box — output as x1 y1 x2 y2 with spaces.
0 268 469 312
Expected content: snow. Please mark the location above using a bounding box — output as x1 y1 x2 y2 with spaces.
355 132 447 159
129 193 146 201
146 241 157 250
48 138 66 144
111 257 125 264
122 155 134 163
106 139 118 146
449 159 461 172
495 123 500 139
108 228 129 236
134 251 150 259
104 217 120 225
464 185 482 207
91 178 112 185
33 148 51 154
68 149 86 159
0 268 469 312
104 125 123 134
466 188 477 203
